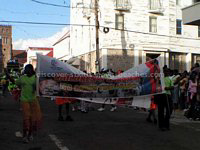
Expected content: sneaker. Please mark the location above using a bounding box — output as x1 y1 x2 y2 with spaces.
65 116 74 121
81 110 88 113
98 107 105 112
110 106 117 112
15 131 23 138
72 107 76 111
28 135 33 141
189 118 193 121
22 136 29 143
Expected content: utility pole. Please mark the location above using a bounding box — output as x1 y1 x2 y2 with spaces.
94 0 100 73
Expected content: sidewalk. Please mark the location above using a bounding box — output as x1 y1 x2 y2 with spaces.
171 109 200 124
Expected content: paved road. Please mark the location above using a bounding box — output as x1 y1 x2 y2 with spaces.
0 94 200 150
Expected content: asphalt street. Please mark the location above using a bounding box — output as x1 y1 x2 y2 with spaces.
0 94 200 150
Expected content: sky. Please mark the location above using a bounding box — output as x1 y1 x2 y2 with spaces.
0 0 70 49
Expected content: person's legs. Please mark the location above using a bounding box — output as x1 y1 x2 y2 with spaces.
21 102 31 143
157 94 166 130
152 109 157 124
157 102 164 129
188 95 197 119
180 92 186 110
58 105 64 121
164 95 172 130
65 103 73 121
146 110 153 123
2 84 6 96
98 104 106 111
110 104 117 112
81 101 87 113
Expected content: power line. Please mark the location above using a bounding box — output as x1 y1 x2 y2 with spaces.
30 0 95 10
0 20 200 41
0 8 68 17
0 20 68 26
30 0 68 8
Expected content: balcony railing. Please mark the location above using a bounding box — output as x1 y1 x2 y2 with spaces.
115 0 132 11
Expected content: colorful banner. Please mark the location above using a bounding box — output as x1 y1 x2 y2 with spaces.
36 54 164 107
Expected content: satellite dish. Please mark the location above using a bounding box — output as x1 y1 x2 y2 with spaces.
129 44 135 48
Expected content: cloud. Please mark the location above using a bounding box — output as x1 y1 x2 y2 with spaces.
13 27 69 50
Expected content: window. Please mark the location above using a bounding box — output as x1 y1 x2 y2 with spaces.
115 14 124 30
176 0 181 5
149 16 157 33
192 54 200 66
176 19 182 35
149 0 161 10
4 37 8 44
169 53 186 73
6 29 9 35
116 0 131 10
116 0 124 7
198 26 200 37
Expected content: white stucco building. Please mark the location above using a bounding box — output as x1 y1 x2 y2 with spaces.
70 0 200 73
53 31 71 62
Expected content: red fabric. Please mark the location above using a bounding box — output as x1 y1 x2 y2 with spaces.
150 101 157 110
146 61 156 94
55 97 77 105
150 96 157 110
11 89 21 101
46 50 53 57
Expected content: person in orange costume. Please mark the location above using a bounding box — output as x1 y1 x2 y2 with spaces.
55 97 75 121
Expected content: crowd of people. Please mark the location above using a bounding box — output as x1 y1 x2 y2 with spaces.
0 62 200 143
148 63 200 131
164 63 200 119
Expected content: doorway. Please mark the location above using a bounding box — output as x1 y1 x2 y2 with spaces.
146 53 160 61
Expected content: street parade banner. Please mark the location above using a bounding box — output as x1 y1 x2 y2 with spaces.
37 54 165 108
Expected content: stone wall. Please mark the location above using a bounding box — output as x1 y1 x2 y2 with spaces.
107 49 134 72
0 39 2 72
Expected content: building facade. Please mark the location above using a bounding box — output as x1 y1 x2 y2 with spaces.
53 31 71 62
0 25 12 69
182 0 200 26
0 37 2 72
26 47 53 69
12 50 27 66
70 0 200 73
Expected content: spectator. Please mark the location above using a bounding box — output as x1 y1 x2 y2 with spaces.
187 72 198 120
179 71 189 110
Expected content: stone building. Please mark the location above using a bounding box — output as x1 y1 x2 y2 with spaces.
70 0 200 73
0 37 2 72
0 25 12 70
